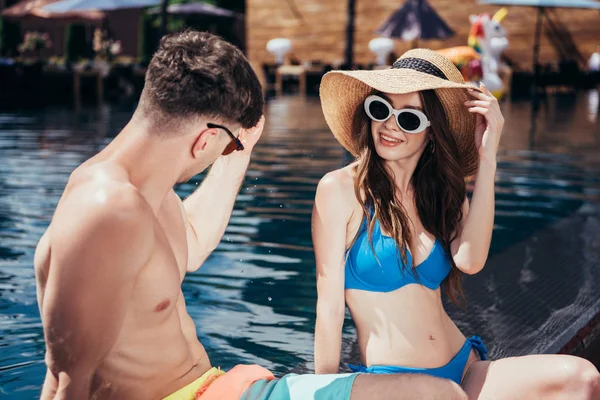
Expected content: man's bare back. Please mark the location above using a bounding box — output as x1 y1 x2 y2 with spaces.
35 157 210 399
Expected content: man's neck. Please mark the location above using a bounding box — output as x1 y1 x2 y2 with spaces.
103 121 185 214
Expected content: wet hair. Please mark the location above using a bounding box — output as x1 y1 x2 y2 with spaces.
139 29 263 135
352 90 466 304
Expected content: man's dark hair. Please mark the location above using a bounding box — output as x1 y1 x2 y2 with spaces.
140 30 263 133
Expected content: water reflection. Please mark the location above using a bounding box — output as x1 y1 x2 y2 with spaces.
0 93 599 397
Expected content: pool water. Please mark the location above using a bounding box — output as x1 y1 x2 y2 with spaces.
1 92 599 398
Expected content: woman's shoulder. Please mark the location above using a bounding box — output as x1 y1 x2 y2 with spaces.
317 164 356 198
314 164 363 229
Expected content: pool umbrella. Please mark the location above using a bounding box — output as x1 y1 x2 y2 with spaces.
2 0 104 21
376 0 455 47
148 2 241 18
42 0 160 12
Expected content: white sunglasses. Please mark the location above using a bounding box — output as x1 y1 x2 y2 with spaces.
364 95 431 134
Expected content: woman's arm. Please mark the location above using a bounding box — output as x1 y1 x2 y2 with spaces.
451 83 504 275
312 172 353 374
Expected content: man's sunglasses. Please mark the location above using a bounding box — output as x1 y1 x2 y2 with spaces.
207 123 244 155
364 95 431 134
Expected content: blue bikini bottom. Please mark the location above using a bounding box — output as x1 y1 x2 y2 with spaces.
348 335 488 385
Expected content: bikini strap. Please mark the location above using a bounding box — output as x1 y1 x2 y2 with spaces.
347 363 368 373
467 336 489 361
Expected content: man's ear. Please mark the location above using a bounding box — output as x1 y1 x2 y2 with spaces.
191 127 218 158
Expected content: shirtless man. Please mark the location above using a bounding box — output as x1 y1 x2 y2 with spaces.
34 30 469 400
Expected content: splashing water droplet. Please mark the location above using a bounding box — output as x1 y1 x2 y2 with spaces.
268 297 272 302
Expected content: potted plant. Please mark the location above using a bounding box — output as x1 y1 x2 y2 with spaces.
18 31 52 62
92 29 121 76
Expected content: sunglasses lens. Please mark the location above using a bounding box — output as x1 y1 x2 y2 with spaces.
397 111 422 132
368 100 390 121
222 141 238 156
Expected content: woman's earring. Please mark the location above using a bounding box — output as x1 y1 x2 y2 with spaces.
430 140 436 154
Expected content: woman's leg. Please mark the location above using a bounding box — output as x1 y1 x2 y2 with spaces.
351 373 468 400
462 355 599 400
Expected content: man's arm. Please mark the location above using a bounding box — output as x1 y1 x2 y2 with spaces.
183 117 264 272
42 185 153 399
182 154 250 271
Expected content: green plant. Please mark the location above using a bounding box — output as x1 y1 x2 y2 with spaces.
18 31 52 54
138 13 155 65
0 17 21 57
93 28 121 61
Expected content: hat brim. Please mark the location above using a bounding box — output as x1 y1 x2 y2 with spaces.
324 69 478 94
320 68 480 177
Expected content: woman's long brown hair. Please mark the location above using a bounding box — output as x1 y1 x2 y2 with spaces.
352 90 466 304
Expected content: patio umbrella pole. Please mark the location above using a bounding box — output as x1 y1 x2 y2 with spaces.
532 6 544 107
412 2 421 49
344 0 356 68
532 7 544 86
160 0 168 36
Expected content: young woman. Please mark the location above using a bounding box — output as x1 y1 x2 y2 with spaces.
312 49 599 399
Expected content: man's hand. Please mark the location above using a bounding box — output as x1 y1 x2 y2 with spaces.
237 115 265 156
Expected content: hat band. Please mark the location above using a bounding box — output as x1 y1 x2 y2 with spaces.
392 58 448 80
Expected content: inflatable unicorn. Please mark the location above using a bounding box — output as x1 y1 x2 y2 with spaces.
469 8 509 98
437 8 509 99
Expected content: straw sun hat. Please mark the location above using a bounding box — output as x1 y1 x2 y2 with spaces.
319 48 480 176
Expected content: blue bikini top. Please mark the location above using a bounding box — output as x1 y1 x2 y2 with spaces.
345 211 451 292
